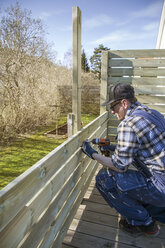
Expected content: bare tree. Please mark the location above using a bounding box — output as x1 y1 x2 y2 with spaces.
63 48 72 68
0 2 56 138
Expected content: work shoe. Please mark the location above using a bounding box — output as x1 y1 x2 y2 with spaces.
119 217 160 237
138 221 160 237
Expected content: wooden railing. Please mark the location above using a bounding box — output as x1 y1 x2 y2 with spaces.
100 49 165 141
1 48 165 248
0 111 109 248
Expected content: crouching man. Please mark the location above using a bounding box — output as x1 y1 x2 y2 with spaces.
82 83 165 236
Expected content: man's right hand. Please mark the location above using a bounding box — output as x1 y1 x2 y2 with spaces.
81 140 98 159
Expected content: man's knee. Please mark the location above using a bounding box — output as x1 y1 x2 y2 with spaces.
96 168 115 191
96 168 108 183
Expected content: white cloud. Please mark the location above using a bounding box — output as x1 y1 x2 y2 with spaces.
88 29 156 47
142 21 159 31
90 32 121 45
131 1 163 18
115 1 162 29
84 14 113 29
39 12 52 21
39 9 67 21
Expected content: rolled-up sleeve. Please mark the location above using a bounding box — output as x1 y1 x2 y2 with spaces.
112 122 139 171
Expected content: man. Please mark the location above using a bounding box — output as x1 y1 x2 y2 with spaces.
82 83 165 236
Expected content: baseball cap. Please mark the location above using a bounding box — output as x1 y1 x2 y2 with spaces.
101 83 135 106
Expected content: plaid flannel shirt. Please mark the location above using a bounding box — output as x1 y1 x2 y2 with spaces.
112 101 165 173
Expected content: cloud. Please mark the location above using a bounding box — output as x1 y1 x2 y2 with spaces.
39 9 67 21
142 21 159 31
90 32 121 45
39 12 52 21
116 1 162 28
84 14 113 29
131 1 163 18
88 29 156 47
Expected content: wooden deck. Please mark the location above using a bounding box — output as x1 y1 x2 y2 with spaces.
61 166 165 248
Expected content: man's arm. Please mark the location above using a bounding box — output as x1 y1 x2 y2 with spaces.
92 153 124 173
81 140 123 173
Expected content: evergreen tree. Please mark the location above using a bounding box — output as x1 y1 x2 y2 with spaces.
90 44 110 79
81 49 89 72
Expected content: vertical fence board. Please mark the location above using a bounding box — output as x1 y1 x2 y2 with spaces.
100 51 109 116
72 6 81 134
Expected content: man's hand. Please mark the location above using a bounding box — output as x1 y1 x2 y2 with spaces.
99 144 116 153
81 140 98 159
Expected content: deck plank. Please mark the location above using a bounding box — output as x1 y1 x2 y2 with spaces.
61 167 165 248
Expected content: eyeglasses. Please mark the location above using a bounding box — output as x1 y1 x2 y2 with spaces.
110 100 121 111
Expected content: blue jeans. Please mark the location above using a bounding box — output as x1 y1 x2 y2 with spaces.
96 168 165 226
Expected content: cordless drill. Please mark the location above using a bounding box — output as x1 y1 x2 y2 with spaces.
91 138 152 178
92 138 110 146
91 138 116 156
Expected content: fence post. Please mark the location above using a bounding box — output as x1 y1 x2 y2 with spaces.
100 51 109 115
72 6 81 134
67 113 75 137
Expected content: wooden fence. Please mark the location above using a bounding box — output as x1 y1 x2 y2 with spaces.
58 85 100 114
1 49 165 248
100 49 165 142
0 111 109 248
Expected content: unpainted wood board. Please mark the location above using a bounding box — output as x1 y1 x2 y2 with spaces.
0 206 32 248
1 123 108 246
100 51 109 115
80 200 118 217
109 58 165 68
72 7 81 133
74 208 119 228
109 68 165 77
135 87 165 95
39 158 100 247
20 153 99 247
84 193 107 205
68 218 165 248
108 119 120 127
51 163 100 248
0 166 41 232
107 135 117 143
83 187 100 198
108 127 118 135
20 159 98 248
137 95 165 104
108 76 165 85
0 112 108 232
93 125 108 145
109 49 165 58
62 229 136 248
74 207 165 230
41 153 103 247
61 244 73 248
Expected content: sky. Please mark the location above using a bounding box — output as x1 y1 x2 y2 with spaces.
0 0 164 65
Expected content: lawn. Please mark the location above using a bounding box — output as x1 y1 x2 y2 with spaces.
0 114 98 189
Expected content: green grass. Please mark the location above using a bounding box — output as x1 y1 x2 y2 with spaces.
0 114 98 189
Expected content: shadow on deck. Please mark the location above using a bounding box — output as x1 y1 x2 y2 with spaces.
61 167 165 248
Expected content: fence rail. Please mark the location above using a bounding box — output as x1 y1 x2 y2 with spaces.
1 48 165 248
0 111 109 248
100 49 165 141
